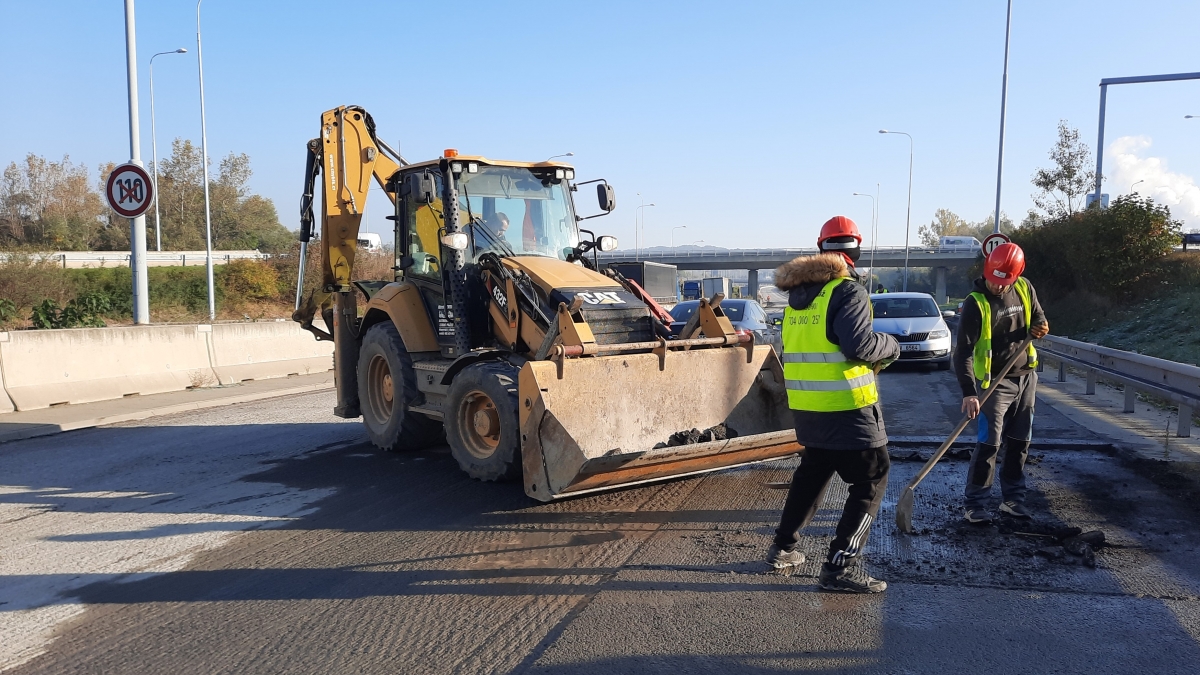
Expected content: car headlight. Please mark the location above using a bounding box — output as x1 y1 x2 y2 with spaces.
928 328 950 339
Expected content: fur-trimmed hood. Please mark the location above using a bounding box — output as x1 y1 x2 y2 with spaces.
774 253 850 291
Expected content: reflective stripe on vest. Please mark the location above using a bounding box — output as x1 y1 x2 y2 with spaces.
781 277 878 412
970 276 1039 390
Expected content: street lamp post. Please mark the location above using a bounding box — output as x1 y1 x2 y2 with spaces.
671 225 687 247
635 199 655 260
122 0 151 324
196 0 215 321
880 129 914 291
149 48 187 253
851 191 877 293
992 0 1013 235
1130 179 1145 194
546 152 574 161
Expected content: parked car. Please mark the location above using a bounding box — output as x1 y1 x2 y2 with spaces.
870 292 953 369
668 299 781 353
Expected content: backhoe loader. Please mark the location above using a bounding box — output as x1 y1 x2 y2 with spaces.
293 105 799 501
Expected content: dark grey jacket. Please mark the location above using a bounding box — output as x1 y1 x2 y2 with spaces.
775 254 900 450
953 277 1047 398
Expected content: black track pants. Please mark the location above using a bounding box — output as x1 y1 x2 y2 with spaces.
773 446 890 566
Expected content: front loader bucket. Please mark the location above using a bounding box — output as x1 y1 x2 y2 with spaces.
519 345 799 501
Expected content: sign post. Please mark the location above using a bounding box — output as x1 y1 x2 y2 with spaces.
121 0 151 324
982 232 1011 257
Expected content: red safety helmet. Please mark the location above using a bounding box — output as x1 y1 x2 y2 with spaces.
984 242 1025 284
817 216 862 249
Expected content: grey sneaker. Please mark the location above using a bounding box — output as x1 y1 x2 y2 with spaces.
819 562 887 593
964 508 993 524
999 501 1032 519
767 545 805 570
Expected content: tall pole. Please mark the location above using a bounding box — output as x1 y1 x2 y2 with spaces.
123 0 150 324
852 191 876 292
872 182 879 293
992 0 1012 234
1095 83 1108 206
671 225 686 247
197 0 216 321
150 49 186 254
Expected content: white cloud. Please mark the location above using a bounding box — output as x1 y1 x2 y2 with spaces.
1107 135 1200 228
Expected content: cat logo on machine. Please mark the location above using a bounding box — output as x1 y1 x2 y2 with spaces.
576 291 626 306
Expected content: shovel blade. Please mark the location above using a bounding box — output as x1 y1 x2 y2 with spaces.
896 486 916 533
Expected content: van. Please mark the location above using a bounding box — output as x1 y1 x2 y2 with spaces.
357 232 383 251
939 236 981 250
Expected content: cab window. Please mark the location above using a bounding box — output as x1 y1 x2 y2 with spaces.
405 174 444 279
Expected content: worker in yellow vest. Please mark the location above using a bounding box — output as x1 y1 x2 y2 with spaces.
954 242 1049 523
766 216 900 594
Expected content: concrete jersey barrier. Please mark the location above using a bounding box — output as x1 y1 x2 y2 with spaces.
209 322 333 385
0 322 334 412
0 325 217 410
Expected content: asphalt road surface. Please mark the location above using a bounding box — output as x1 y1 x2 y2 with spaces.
3 365 1200 674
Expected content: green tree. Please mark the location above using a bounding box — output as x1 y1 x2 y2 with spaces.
1031 121 1097 218
918 208 1014 247
1013 194 1181 299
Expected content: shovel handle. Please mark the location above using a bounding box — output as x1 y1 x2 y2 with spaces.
905 337 1036 490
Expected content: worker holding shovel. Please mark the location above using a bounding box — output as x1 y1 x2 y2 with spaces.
954 242 1049 524
766 216 899 594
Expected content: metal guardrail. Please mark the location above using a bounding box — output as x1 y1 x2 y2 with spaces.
0 251 268 268
1035 335 1199 437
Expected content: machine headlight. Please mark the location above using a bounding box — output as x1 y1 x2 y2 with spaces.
928 328 950 339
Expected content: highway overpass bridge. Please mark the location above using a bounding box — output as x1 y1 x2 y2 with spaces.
597 246 982 302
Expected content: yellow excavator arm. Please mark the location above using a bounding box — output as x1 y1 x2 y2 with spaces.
293 106 403 339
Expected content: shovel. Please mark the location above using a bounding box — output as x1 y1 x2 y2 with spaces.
895 337 1036 534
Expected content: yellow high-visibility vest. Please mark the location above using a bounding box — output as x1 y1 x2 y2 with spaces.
781 277 878 412
969 276 1039 389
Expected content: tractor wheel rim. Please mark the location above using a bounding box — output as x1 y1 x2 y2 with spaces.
459 390 501 459
366 354 393 427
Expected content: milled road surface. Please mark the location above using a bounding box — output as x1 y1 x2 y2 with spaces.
3 365 1200 674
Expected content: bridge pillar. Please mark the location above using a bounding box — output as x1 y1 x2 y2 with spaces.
934 266 948 305
747 269 759 301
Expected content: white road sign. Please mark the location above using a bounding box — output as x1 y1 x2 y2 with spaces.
105 163 155 218
982 232 1011 256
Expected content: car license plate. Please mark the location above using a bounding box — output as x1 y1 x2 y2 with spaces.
901 344 921 352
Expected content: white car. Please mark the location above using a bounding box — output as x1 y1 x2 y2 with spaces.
870 292 953 369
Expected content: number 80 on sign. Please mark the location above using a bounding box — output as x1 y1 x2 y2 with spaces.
105 163 155 218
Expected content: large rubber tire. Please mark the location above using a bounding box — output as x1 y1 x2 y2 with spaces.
444 361 522 482
357 323 445 451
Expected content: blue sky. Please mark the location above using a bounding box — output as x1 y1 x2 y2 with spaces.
2 0 1199 251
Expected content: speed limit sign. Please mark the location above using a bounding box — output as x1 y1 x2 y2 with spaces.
982 232 1010 256
105 163 155 218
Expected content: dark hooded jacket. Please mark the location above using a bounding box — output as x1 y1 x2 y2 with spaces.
953 276 1046 398
775 254 900 450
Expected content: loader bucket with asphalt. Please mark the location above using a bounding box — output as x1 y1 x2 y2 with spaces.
518 344 799 501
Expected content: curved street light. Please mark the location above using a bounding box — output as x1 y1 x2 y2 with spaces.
546 152 574 161
635 198 655 260
197 0 215 320
149 48 187 252
880 129 914 291
852 191 877 293
1130 179 1145 194
671 225 687 247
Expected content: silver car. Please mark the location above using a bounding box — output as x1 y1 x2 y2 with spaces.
870 292 953 369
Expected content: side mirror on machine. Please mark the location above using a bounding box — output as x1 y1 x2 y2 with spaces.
405 172 435 204
597 184 616 212
597 235 618 252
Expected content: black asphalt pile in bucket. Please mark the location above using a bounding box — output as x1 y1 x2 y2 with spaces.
655 424 737 449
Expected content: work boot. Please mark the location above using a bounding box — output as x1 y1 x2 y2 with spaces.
999 501 1032 519
963 508 993 524
767 545 805 570
819 561 887 594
